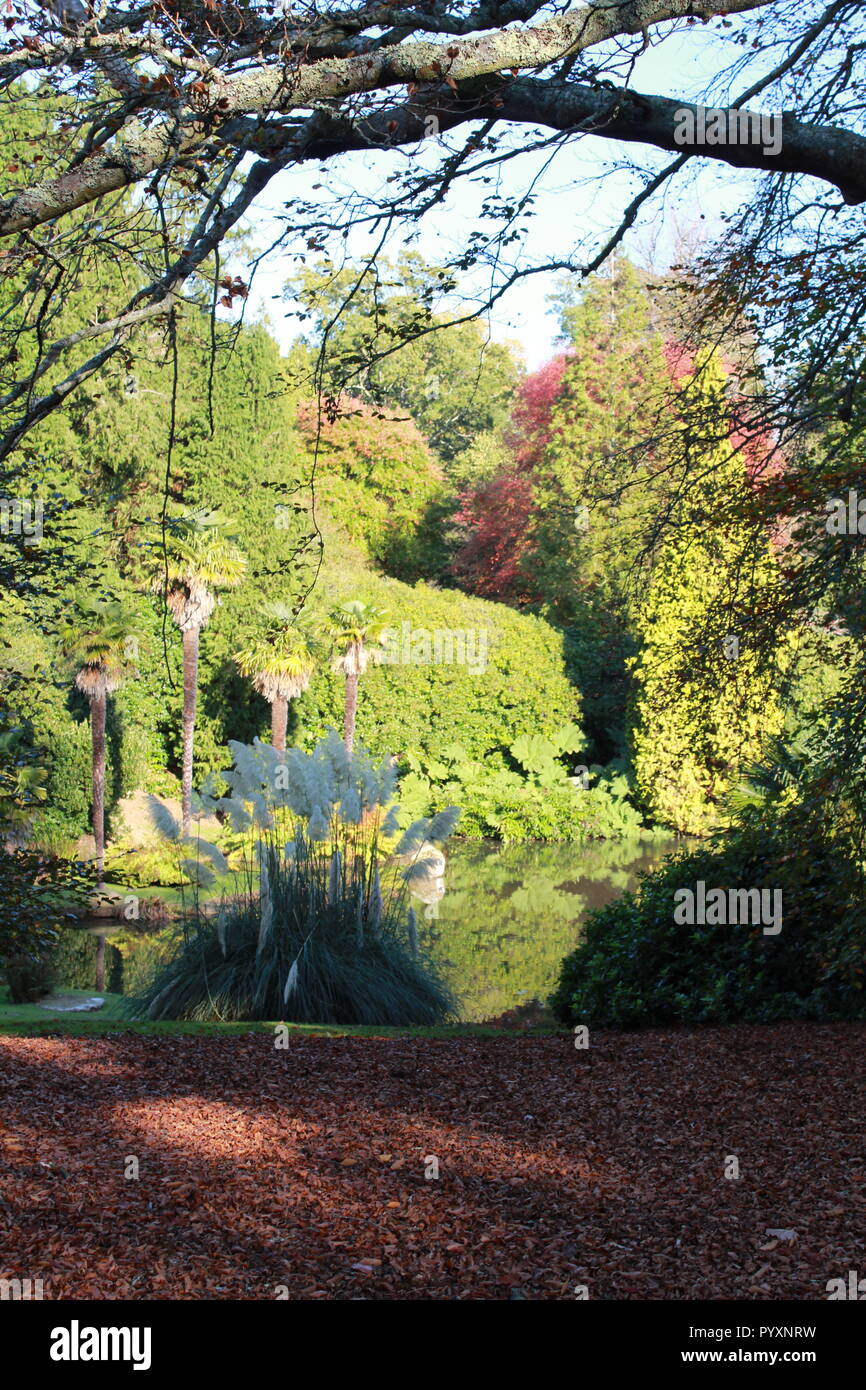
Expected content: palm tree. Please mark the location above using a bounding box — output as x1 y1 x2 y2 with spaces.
234 603 319 753
326 600 389 754
149 509 246 835
61 597 138 991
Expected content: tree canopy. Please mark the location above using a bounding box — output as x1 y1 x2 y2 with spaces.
0 1 864 457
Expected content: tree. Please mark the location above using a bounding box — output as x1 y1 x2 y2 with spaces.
290 255 521 464
326 600 390 754
234 604 319 753
60 596 139 883
450 471 536 605
0 2 863 457
293 393 446 579
527 261 669 616
454 259 674 757
60 596 138 990
147 510 246 834
627 355 786 834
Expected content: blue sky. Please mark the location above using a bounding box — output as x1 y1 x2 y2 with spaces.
235 20 771 370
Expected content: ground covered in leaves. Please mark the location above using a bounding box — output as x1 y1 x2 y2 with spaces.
0 1025 863 1300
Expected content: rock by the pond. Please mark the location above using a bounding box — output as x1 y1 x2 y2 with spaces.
37 994 105 1013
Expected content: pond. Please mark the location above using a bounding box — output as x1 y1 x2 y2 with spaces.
423 836 679 1022
71 834 680 1023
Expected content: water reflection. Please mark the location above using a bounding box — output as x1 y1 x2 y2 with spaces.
421 836 679 1023
70 835 681 1023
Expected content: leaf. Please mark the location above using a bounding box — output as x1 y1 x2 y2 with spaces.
283 960 299 1003
552 723 584 755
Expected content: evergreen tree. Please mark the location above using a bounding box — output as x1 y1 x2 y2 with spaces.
234 604 319 753
628 354 785 835
145 510 246 834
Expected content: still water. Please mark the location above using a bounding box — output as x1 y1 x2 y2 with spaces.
422 836 678 1022
80 835 680 1023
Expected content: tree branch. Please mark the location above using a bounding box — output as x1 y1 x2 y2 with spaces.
0 0 776 236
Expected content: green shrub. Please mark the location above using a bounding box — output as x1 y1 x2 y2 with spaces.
5 953 55 1002
397 739 645 843
36 718 92 839
551 813 866 1026
0 849 89 971
293 575 580 764
103 841 187 888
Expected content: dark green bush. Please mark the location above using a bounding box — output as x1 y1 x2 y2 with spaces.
551 814 866 1027
0 849 89 970
5 953 55 1002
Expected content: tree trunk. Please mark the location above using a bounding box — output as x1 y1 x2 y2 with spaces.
90 688 107 886
181 625 200 837
271 695 288 755
343 672 358 755
89 689 108 993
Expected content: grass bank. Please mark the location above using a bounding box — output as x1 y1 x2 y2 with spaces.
0 986 557 1038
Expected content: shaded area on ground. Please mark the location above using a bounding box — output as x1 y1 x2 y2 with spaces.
0 1026 862 1299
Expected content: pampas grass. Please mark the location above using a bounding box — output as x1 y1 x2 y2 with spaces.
125 730 459 1025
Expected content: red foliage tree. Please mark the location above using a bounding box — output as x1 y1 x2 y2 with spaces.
450 471 537 604
453 324 790 605
506 352 570 470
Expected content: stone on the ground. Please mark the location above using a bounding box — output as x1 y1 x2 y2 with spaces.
37 994 105 1013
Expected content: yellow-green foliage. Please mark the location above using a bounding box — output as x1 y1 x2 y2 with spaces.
628 357 785 835
294 570 580 765
294 396 445 578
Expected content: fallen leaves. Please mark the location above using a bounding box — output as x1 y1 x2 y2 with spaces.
0 1024 862 1299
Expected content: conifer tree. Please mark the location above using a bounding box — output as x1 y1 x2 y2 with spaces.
628 354 785 834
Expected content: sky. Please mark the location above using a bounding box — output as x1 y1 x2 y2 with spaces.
232 19 771 371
